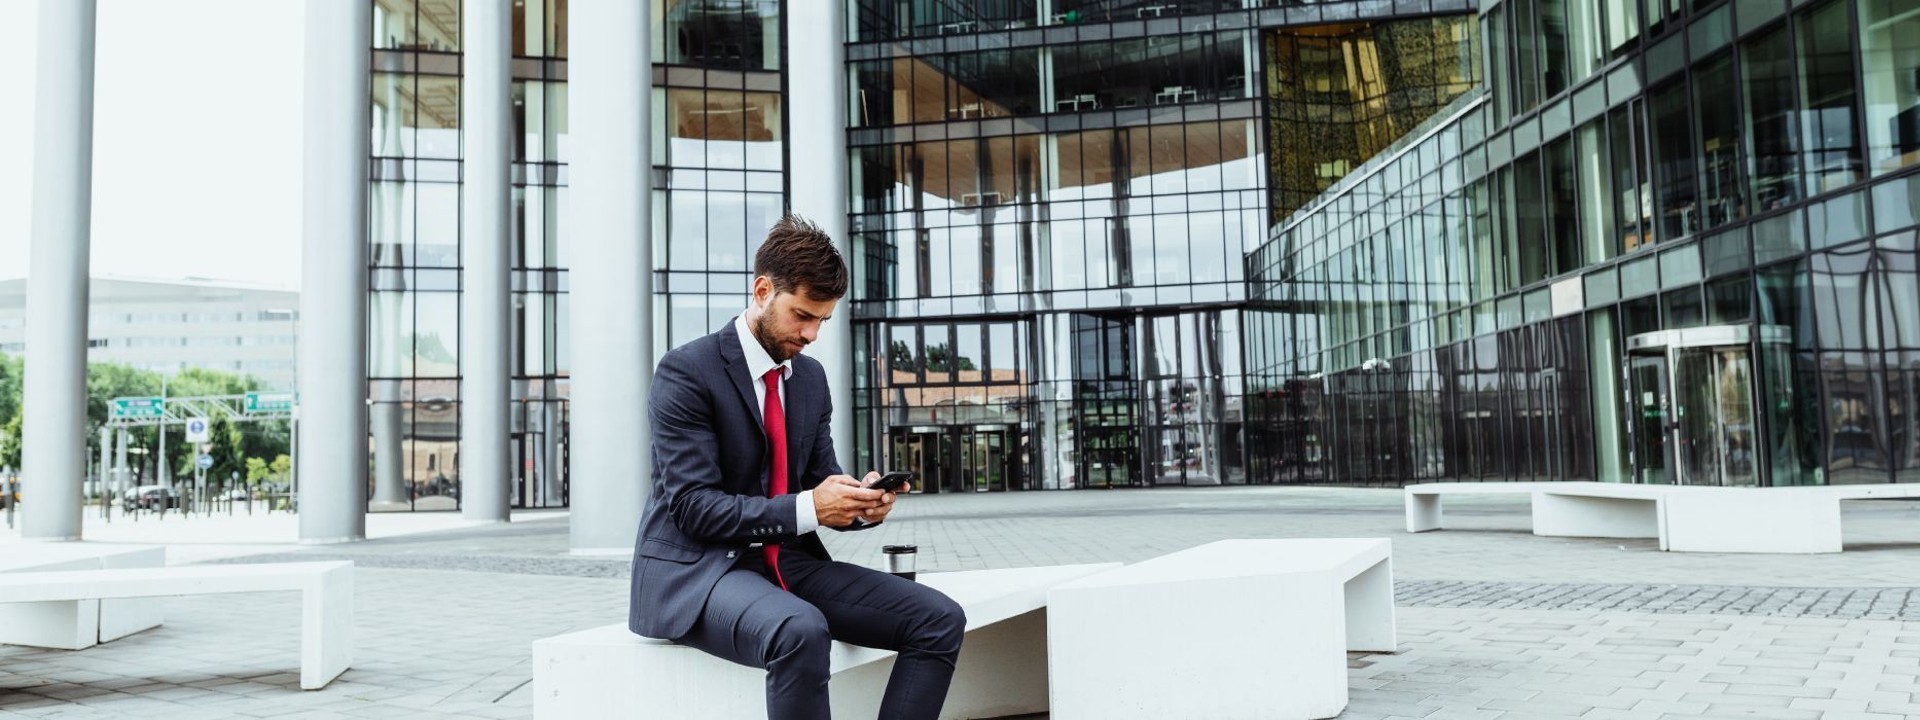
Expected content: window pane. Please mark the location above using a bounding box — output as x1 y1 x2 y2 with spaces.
1651 81 1697 241
1695 57 1747 230
1800 0 1864 192
1744 26 1802 211
1859 0 1920 175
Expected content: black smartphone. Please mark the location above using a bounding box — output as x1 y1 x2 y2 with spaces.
867 471 914 492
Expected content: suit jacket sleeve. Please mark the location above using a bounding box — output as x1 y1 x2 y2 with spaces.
651 350 800 544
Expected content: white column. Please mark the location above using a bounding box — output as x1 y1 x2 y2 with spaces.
22 0 97 542
299 0 372 544
568 0 653 553
787 0 856 472
461 0 512 523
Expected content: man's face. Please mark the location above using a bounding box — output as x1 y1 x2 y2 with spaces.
748 277 838 363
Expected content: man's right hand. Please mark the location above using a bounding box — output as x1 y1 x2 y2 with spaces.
812 475 885 527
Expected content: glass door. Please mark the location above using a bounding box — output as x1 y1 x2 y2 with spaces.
957 426 1011 492
1673 346 1759 487
887 427 949 494
1628 354 1673 484
1625 326 1773 487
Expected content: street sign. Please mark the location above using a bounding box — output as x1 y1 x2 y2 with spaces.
197 454 214 470
184 418 211 443
245 392 296 413
111 397 165 419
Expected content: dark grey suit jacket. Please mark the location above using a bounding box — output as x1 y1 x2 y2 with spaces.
628 321 864 640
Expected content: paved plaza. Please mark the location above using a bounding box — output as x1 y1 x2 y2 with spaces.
2 485 1918 719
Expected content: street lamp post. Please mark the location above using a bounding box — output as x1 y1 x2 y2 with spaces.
266 308 299 514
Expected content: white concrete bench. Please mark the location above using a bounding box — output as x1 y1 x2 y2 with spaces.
1405 481 1920 553
0 544 166 650
1047 538 1395 720
1405 481 1667 540
0 561 353 689
531 562 1121 719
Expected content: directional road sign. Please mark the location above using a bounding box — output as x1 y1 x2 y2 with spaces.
197 454 215 470
111 397 165 420
245 392 297 413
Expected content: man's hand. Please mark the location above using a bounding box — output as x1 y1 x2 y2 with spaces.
812 474 887 527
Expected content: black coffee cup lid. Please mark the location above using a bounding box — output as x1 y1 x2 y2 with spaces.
882 545 918 553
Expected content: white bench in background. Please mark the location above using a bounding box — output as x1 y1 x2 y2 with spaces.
0 544 166 650
0 561 354 689
1047 538 1395 720
1405 481 1920 553
531 563 1120 720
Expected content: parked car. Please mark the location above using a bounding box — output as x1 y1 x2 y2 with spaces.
122 485 180 511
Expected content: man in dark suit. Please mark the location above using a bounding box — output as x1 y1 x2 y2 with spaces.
629 215 966 720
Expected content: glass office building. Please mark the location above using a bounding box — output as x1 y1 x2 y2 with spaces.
1251 0 1920 488
367 0 1917 505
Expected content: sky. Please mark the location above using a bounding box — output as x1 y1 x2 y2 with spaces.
0 1 306 290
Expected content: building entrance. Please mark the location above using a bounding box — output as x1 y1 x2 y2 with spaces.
1625 326 1787 487
885 425 1024 493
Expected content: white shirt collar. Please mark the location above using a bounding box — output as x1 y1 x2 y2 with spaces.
734 314 793 383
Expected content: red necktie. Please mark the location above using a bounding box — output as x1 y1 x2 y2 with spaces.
762 368 789 590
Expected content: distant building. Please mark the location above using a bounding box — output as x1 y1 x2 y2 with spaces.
0 277 298 390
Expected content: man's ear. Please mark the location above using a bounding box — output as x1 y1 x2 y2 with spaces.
751 276 772 307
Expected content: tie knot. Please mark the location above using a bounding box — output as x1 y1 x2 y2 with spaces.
763 367 782 388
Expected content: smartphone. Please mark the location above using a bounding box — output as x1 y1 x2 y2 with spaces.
867 471 914 492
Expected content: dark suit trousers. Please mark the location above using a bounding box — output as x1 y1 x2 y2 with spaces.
673 549 967 720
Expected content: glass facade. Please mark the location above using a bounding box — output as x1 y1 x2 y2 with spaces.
1252 0 1920 488
365 0 786 510
847 2 1276 490
359 0 1920 499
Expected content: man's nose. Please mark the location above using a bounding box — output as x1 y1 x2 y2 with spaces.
800 322 820 343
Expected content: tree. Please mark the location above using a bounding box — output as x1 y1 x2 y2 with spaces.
176 413 244 488
245 457 269 485
0 354 21 428
0 412 20 471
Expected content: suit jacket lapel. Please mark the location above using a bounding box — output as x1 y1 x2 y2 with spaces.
716 321 767 437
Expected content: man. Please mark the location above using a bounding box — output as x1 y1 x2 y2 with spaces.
629 215 966 720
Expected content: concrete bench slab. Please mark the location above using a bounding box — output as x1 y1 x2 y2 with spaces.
0 544 166 650
1405 481 1920 553
532 562 1121 719
1047 538 1394 720
0 561 353 689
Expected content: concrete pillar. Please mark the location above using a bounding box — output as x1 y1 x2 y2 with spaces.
22 0 97 542
298 0 372 544
461 0 512 523
787 0 856 472
568 0 652 553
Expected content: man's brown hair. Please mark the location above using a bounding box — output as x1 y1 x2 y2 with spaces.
755 214 849 301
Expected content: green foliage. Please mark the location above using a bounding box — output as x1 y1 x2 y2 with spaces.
412 332 456 365
246 454 292 488
0 361 280 483
921 342 978 373
0 412 20 471
0 354 21 427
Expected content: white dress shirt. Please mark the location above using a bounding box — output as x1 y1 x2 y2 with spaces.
734 314 820 536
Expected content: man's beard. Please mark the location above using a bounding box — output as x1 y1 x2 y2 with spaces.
752 312 796 362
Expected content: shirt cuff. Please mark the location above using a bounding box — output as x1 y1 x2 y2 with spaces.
794 489 820 534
